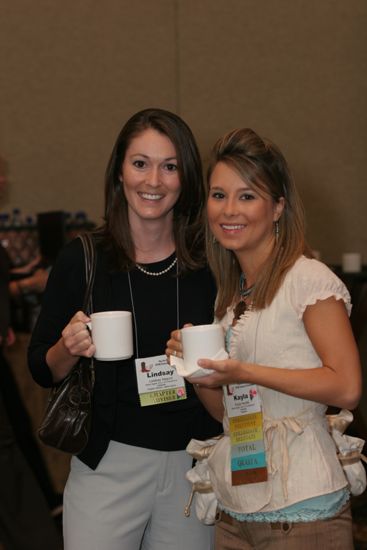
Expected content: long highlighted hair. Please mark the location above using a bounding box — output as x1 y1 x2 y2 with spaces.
206 128 312 319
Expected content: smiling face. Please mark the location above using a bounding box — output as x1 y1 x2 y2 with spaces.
207 161 284 267
121 128 181 229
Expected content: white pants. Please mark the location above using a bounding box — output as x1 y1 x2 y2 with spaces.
63 440 214 550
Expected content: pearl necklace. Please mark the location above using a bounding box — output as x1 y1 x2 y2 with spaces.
135 257 177 277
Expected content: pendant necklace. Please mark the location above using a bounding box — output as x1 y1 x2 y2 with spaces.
233 272 255 322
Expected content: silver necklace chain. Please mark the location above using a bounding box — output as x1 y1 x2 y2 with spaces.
135 257 177 277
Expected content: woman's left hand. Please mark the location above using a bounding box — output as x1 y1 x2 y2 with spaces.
165 329 183 364
187 358 247 387
166 323 193 363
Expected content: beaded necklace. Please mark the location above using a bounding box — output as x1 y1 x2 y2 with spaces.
233 272 255 321
135 257 177 277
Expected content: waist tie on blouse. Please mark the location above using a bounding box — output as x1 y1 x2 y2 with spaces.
263 410 314 500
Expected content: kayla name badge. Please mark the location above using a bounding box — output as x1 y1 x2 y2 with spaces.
135 355 187 406
224 383 267 486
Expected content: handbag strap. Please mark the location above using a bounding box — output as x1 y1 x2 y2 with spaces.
78 232 97 316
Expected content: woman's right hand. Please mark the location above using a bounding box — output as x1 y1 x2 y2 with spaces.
61 310 95 358
46 310 96 383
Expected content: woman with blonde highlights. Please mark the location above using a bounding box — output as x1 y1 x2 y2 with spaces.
168 128 361 549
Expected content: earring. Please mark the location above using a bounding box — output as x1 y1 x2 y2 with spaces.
212 235 217 244
274 220 280 241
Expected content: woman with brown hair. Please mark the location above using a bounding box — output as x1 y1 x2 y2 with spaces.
28 109 221 549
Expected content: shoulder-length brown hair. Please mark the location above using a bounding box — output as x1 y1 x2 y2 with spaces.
95 108 206 271
205 128 312 319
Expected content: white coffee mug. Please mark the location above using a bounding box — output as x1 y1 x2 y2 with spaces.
87 311 133 361
181 324 224 371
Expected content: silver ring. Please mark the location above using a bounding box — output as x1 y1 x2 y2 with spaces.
173 350 177 357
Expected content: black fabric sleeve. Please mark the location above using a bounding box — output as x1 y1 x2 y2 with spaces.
27 238 86 387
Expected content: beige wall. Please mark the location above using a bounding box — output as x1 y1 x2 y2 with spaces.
0 0 366 264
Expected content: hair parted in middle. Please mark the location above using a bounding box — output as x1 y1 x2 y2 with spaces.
96 108 206 271
205 127 312 319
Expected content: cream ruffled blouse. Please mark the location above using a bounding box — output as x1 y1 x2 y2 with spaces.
208 256 351 514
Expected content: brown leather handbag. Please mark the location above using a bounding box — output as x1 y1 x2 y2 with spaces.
38 232 96 454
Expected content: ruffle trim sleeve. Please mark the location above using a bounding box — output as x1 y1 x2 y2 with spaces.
226 257 352 359
288 258 351 320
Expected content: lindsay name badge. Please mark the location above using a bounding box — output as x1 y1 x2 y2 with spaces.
135 355 187 406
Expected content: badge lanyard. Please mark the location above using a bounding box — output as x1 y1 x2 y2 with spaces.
224 312 268 486
127 265 187 406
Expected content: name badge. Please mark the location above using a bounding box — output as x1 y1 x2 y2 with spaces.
224 384 268 486
135 354 187 406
